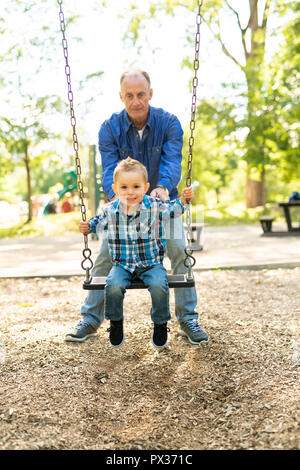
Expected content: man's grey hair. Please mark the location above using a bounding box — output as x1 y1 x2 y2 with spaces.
120 69 151 88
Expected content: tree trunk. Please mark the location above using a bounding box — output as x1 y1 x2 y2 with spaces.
244 0 269 208
246 168 265 208
24 140 32 223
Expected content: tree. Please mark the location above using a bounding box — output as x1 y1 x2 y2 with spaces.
264 1 300 183
123 0 296 207
180 114 239 205
0 99 61 222
0 0 104 221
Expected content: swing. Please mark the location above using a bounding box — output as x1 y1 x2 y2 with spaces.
58 0 203 290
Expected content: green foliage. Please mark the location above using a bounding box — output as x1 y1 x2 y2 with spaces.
122 0 300 207
199 203 266 226
179 117 239 206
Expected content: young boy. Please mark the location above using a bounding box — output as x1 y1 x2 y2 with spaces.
79 157 194 349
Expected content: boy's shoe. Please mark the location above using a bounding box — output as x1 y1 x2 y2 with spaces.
152 322 169 348
65 320 97 342
178 319 209 345
108 319 124 347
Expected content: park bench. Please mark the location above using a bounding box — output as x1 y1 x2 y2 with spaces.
259 216 274 233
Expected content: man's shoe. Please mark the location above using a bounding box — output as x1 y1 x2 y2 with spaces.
152 322 169 348
108 319 124 347
178 319 209 345
65 320 97 342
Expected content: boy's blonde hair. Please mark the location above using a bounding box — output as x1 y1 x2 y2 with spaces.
113 157 148 183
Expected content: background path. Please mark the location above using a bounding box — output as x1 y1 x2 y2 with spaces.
1 223 300 278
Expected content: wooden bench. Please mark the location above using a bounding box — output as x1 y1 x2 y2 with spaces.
259 216 274 233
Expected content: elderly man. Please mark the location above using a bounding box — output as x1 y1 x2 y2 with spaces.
65 69 209 345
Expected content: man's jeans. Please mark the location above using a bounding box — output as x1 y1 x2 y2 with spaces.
80 217 198 329
104 264 171 324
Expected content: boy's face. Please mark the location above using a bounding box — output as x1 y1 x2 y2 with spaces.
112 171 150 209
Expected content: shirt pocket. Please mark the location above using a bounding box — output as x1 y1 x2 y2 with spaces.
119 148 133 159
152 146 161 158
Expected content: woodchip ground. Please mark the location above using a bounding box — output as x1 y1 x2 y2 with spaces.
0 268 299 450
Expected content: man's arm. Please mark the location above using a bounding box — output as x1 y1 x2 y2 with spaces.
98 122 120 201
154 114 183 196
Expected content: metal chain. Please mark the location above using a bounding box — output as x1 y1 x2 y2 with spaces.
184 0 203 278
57 0 202 283
58 0 93 283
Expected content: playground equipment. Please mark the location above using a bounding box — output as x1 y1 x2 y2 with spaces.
43 170 77 216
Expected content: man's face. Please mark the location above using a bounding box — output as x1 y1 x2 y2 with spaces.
119 74 153 129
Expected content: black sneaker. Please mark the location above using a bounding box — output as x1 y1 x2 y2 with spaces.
152 322 169 348
108 319 124 347
65 320 97 342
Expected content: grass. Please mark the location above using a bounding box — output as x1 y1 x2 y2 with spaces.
192 202 284 226
0 203 285 239
0 212 83 239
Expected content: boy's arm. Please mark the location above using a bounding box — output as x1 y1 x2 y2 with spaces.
158 198 185 220
158 186 194 220
78 210 108 234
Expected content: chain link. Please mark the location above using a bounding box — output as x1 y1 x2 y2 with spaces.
58 0 202 282
58 0 93 282
184 0 203 277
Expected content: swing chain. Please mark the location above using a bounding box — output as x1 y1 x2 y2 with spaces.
58 0 202 284
184 0 203 279
58 0 93 283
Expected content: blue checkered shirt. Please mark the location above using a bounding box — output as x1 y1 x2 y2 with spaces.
88 195 185 273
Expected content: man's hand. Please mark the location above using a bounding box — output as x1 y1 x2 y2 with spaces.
150 187 169 200
181 187 194 205
79 221 91 234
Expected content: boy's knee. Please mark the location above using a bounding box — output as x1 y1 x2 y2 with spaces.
105 279 127 295
148 280 168 296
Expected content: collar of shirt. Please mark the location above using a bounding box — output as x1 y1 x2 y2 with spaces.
123 106 154 134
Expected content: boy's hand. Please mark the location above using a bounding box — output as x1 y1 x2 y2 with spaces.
79 221 91 234
181 187 194 204
150 187 169 201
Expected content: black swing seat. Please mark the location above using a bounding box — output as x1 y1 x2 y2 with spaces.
83 274 195 290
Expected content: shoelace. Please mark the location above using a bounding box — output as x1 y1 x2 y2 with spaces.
77 320 90 328
184 320 201 332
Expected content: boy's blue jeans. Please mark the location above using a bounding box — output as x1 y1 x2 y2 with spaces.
80 217 198 329
104 264 170 324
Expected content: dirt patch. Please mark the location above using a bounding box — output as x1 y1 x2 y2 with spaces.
0 268 299 450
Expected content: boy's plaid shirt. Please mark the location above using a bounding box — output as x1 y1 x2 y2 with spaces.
88 195 185 273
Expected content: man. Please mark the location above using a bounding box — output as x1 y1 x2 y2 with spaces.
65 69 209 345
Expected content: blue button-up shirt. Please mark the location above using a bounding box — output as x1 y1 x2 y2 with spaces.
98 105 183 201
88 194 185 273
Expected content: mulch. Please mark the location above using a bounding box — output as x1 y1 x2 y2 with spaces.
0 268 299 450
